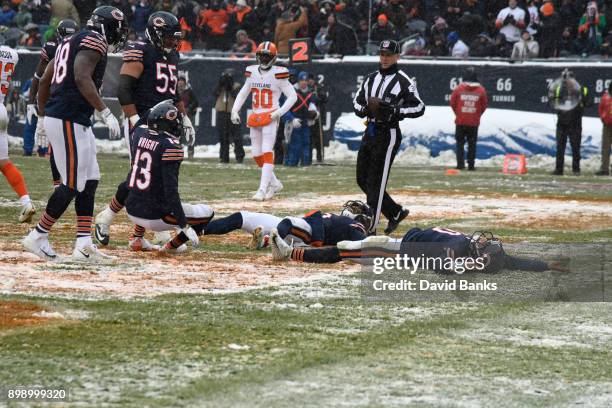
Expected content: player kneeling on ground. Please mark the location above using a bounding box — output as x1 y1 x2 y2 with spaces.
125 100 213 252
270 225 568 273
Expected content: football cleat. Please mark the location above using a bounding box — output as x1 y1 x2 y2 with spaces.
248 226 264 250
384 208 409 235
22 232 57 261
18 201 36 223
252 189 267 201
160 242 188 254
264 179 283 200
128 236 160 252
270 228 292 261
152 230 173 245
72 244 116 262
94 207 115 246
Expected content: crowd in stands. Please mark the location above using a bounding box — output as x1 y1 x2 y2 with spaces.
1 0 611 59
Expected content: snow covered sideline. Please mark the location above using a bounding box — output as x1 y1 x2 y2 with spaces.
334 106 603 161
9 106 605 170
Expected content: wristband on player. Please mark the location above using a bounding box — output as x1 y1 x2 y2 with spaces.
129 114 140 127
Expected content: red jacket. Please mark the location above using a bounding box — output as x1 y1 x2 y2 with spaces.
450 82 488 127
599 91 612 126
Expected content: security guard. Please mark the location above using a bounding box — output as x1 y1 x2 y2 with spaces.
353 40 425 235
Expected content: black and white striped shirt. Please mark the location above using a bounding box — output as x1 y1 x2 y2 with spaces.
353 64 425 123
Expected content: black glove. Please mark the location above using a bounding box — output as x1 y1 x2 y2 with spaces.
503 14 515 26
376 101 399 122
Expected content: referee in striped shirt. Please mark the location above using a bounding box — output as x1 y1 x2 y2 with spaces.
353 39 425 235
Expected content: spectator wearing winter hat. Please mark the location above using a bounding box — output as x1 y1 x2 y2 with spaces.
285 71 318 167
470 33 496 57
198 0 230 51
447 31 469 58
228 0 254 40
539 1 562 58
495 0 526 43
450 67 488 171
274 6 308 54
231 29 256 55
578 1 607 55
371 14 396 43
511 30 539 59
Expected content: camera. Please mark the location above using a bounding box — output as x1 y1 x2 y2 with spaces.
220 70 234 90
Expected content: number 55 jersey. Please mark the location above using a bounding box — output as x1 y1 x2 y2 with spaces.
45 30 108 126
122 40 180 117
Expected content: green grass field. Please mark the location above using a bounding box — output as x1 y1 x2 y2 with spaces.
1 151 611 407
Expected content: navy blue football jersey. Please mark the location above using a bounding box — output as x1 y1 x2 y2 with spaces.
125 126 186 226
122 41 180 116
45 30 108 126
303 211 368 246
40 40 58 64
401 227 472 260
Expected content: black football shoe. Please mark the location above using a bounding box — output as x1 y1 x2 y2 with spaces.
384 208 409 235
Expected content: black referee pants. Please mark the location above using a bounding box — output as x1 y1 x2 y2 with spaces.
356 125 402 233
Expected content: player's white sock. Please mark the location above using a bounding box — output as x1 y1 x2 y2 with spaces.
19 194 31 206
75 235 93 249
259 163 274 192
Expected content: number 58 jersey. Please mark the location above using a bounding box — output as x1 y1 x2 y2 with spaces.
0 45 18 105
243 65 290 113
45 30 108 127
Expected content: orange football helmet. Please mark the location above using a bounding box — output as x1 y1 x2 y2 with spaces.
256 41 277 69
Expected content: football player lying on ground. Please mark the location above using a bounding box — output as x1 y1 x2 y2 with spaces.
124 100 213 253
203 200 373 250
270 225 569 273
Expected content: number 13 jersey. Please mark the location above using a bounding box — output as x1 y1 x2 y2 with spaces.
243 65 290 113
122 40 180 117
45 30 108 126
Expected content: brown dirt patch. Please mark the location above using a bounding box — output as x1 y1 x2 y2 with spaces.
0 301 59 330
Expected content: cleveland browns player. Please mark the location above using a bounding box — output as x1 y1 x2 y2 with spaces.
22 6 126 261
0 36 35 223
124 100 213 253
231 41 297 201
94 11 195 246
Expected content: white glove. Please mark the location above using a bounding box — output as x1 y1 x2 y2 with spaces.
100 107 121 140
292 118 302 128
128 114 140 127
230 111 240 124
182 114 196 147
181 226 199 247
271 110 282 121
284 120 293 141
35 115 47 148
26 104 38 124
